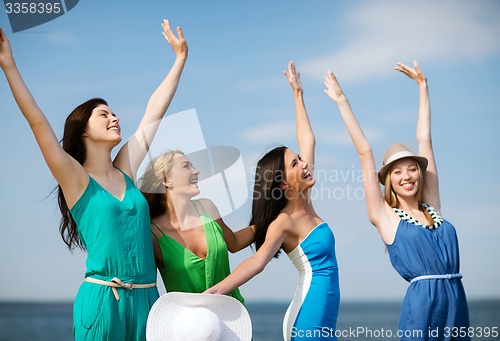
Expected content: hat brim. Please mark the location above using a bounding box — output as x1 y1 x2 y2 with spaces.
146 292 252 341
378 153 428 184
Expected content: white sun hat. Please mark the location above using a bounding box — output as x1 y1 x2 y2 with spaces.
146 292 252 341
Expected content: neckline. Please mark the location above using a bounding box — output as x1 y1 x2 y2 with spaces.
393 203 443 229
89 168 128 203
287 221 327 255
155 220 210 261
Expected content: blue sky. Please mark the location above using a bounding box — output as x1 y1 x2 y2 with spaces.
1 0 499 302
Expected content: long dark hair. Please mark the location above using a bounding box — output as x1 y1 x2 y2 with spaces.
58 98 108 250
250 146 288 258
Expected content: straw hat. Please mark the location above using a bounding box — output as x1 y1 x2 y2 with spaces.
146 292 252 341
378 144 428 184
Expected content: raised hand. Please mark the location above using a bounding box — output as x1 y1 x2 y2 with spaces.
0 28 14 69
284 60 303 95
394 61 426 87
161 19 188 59
324 71 346 103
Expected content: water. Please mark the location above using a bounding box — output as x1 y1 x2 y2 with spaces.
0 300 498 340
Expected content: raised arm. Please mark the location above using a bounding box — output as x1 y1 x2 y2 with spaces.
394 62 440 211
204 219 286 295
115 19 188 180
0 28 88 205
284 61 315 169
324 71 396 243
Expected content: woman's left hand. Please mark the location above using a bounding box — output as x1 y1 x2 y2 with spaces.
161 19 188 59
284 60 303 95
394 61 426 87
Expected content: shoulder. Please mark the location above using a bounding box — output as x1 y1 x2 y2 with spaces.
268 212 293 235
196 198 221 219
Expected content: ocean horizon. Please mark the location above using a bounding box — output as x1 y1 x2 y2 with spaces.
0 299 498 340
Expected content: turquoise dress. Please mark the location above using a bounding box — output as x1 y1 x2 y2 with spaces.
387 204 470 340
70 168 159 341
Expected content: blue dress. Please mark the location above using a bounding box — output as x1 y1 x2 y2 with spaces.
284 222 340 341
387 204 470 340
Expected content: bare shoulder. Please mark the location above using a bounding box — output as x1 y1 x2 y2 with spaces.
197 198 221 219
268 212 294 234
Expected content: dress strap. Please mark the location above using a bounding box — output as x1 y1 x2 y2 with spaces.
192 200 208 216
151 222 166 237
410 273 463 284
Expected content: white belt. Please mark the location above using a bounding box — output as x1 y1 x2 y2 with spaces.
410 273 463 284
85 277 156 300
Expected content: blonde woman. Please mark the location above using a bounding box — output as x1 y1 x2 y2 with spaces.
325 62 470 340
140 150 255 303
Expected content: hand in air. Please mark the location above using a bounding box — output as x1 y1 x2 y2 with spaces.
324 71 346 103
284 60 303 95
161 19 188 59
394 61 426 87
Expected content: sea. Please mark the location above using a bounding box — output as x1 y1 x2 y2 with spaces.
0 300 498 340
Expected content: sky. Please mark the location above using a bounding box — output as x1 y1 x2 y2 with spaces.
0 0 499 303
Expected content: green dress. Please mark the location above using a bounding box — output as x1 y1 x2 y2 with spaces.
153 200 245 304
70 168 159 341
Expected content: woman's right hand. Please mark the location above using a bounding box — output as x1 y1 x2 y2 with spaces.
0 28 14 69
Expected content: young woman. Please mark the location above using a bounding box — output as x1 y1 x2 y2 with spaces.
0 20 188 341
139 150 255 304
324 62 470 340
205 61 340 341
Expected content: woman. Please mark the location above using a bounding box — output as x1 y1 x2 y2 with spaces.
0 20 187 341
139 149 255 304
324 62 470 340
205 61 340 341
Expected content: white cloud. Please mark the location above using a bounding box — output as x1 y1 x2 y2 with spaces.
301 0 500 83
241 121 295 143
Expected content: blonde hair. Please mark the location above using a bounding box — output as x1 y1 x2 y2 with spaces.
139 149 184 219
383 162 434 225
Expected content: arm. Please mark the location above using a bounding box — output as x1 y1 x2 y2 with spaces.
115 19 188 180
395 62 440 210
284 61 315 168
204 219 286 295
324 71 396 243
0 28 87 207
199 199 254 253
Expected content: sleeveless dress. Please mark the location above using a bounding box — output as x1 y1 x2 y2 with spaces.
387 204 470 340
70 169 159 341
283 222 340 341
152 200 245 304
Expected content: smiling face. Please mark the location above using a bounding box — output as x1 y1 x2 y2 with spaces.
388 158 421 200
83 104 121 145
166 153 200 198
282 148 315 193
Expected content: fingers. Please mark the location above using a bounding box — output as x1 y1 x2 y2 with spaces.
176 26 185 41
161 19 184 42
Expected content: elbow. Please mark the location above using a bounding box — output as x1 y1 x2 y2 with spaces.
358 144 373 158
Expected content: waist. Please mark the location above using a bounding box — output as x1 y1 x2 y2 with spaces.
85 276 156 300
410 273 463 284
